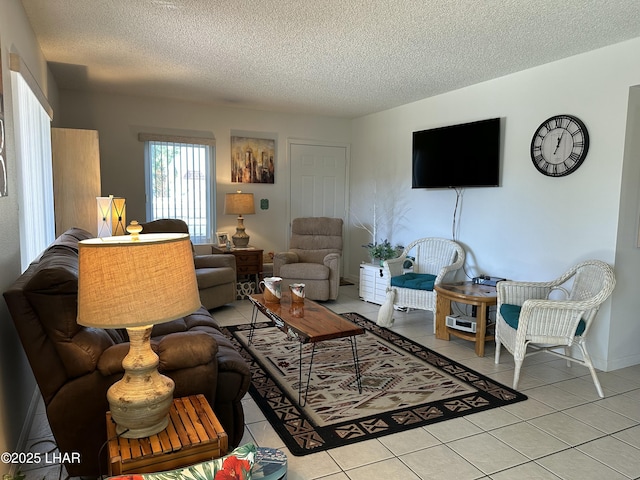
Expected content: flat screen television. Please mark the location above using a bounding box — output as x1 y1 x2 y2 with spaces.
412 118 501 188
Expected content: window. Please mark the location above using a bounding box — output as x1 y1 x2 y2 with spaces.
142 135 215 243
11 60 55 271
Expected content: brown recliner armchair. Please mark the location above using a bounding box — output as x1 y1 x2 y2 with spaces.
138 219 237 310
3 228 250 477
273 217 343 301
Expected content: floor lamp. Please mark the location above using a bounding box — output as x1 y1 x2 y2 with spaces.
77 225 200 438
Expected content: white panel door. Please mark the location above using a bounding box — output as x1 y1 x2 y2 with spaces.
289 141 349 275
289 142 347 221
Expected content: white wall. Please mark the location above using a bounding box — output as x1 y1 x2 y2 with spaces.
0 0 57 458
349 38 640 371
56 91 352 257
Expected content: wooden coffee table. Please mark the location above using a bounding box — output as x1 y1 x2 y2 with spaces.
248 294 365 405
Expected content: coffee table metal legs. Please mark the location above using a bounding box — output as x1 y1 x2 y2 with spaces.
299 343 315 406
349 337 362 395
299 337 362 407
248 304 258 346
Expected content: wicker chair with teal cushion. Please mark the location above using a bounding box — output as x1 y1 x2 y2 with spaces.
382 238 465 332
494 259 616 397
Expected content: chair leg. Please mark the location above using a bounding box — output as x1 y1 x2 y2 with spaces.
513 359 523 390
578 343 604 398
494 338 502 364
564 346 572 368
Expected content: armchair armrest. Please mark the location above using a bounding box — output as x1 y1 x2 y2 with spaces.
324 253 341 300
323 252 340 268
97 331 218 376
273 251 299 275
195 254 236 271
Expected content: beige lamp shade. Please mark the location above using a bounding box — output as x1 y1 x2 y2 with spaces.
224 191 256 215
224 191 255 248
77 233 200 328
97 196 127 237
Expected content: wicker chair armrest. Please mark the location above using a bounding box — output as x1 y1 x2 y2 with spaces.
497 280 554 306
515 298 593 339
435 253 465 284
383 256 405 277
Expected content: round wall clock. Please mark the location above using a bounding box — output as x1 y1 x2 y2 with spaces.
530 114 589 177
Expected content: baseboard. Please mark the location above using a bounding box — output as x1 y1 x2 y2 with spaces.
599 352 640 372
344 274 359 285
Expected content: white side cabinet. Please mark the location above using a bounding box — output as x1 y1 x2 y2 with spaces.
359 263 390 305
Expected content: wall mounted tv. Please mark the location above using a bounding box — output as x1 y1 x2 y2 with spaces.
412 117 501 188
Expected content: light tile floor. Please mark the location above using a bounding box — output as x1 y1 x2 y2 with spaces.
19 284 640 479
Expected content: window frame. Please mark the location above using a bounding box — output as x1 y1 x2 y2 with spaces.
141 133 216 244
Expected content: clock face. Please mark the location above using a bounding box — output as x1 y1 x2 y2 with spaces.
530 114 589 177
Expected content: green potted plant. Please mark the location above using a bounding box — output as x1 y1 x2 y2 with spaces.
364 239 402 266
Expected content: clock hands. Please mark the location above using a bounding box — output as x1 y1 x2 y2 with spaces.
553 130 564 154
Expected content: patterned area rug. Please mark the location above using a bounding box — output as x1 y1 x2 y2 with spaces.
224 312 527 456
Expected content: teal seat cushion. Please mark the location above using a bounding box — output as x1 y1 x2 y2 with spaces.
390 273 437 291
500 304 586 336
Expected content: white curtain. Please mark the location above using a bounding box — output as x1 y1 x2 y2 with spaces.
11 70 55 271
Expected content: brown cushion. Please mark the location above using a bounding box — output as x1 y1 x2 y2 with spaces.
138 219 189 234
157 331 218 371
42 227 94 254
97 331 218 375
23 239 118 378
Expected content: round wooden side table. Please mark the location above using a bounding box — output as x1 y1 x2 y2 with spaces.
434 282 497 357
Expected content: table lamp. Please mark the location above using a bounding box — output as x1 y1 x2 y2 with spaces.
77 223 200 438
97 195 126 237
224 191 255 247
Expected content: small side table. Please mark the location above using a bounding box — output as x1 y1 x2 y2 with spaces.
213 246 264 285
107 395 228 475
435 282 497 357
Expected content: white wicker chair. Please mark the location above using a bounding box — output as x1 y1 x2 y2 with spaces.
382 238 465 332
494 260 616 397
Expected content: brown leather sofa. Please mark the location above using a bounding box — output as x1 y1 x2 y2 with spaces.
138 218 237 310
3 228 250 477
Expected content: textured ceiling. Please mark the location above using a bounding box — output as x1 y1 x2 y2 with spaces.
20 0 640 118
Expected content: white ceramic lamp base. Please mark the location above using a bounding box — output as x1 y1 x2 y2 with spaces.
232 215 250 248
107 325 175 438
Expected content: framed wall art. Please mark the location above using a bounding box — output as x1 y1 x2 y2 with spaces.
231 135 275 184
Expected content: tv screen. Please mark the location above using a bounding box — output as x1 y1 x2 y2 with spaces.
412 118 501 188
